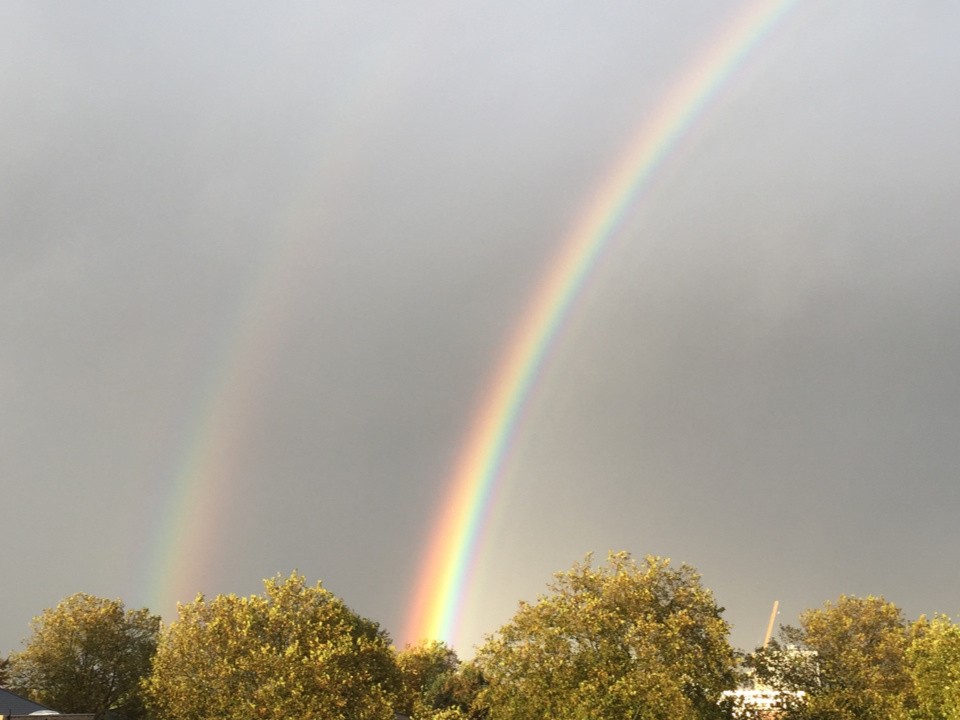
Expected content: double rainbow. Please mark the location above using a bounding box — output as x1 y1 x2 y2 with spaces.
144 0 799 646
404 0 799 647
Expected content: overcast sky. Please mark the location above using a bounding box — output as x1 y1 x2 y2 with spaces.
4 0 960 658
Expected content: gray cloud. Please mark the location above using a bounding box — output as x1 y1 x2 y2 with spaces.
3 1 960 656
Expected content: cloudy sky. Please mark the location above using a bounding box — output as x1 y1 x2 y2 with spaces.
4 0 960 658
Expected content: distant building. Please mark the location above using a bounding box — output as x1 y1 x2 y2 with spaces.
722 645 816 718
722 686 806 718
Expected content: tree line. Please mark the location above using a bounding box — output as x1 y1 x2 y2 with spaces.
2 552 959 720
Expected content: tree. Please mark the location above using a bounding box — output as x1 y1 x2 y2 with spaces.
144 572 401 720
745 640 820 695
435 661 488 720
395 641 487 720
6 593 159 720
396 640 460 718
907 614 960 720
473 552 736 720
740 640 821 719
757 594 912 720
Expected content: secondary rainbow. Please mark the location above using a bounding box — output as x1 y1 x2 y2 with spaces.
142 30 424 617
404 0 799 647
143 242 295 616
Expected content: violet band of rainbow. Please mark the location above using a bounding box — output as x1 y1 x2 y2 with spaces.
404 0 799 647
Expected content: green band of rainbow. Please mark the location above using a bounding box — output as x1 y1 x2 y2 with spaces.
143 34 417 615
404 0 799 647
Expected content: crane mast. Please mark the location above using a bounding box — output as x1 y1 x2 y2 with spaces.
763 599 780 648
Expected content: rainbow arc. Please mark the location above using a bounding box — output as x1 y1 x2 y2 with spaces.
404 0 799 647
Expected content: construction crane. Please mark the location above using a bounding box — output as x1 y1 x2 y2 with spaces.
763 600 780 648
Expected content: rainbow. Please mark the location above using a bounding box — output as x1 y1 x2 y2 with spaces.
142 29 424 616
143 238 297 615
404 0 799 647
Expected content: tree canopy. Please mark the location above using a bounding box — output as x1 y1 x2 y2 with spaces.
907 614 960 720
143 572 401 720
473 552 736 720
6 593 159 720
10 559 960 720
749 594 913 720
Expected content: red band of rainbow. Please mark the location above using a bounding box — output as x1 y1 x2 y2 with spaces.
404 0 800 648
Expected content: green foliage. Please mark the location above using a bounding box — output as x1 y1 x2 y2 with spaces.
396 640 459 717
144 572 401 720
756 595 911 720
395 641 487 720
738 641 819 719
474 552 736 720
431 661 488 720
745 640 820 697
907 614 960 720
6 593 159 720
18 561 960 720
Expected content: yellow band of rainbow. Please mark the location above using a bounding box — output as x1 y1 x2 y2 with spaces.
404 0 800 647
